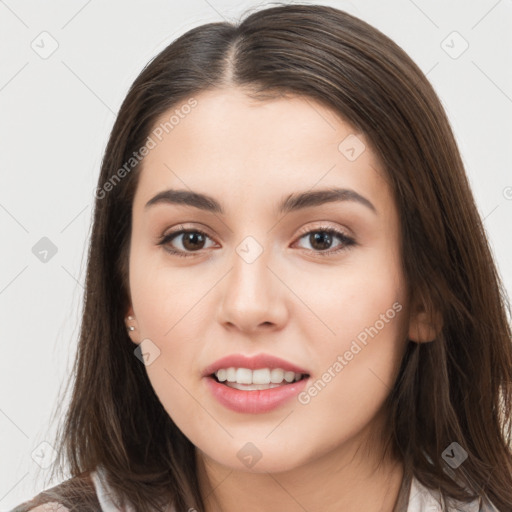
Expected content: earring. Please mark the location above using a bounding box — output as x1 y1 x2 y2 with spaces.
125 315 136 332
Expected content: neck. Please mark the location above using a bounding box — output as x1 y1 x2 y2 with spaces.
195 422 405 512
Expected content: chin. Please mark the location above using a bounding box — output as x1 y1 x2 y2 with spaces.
198 438 311 474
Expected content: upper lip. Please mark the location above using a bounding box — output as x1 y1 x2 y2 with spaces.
202 353 310 377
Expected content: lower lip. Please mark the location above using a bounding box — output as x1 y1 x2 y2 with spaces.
205 376 309 413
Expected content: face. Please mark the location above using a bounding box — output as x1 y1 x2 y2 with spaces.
125 87 427 474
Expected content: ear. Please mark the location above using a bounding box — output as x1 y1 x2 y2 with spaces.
407 297 443 343
124 305 140 345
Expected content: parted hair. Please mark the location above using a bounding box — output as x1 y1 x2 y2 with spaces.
17 4 512 512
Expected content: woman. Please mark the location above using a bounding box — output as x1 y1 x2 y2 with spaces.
13 4 512 511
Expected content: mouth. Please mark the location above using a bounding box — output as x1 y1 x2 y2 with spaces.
208 368 310 391
205 367 310 413
202 353 311 412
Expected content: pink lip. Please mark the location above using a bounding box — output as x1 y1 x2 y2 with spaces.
202 353 310 414
205 376 309 414
202 353 310 377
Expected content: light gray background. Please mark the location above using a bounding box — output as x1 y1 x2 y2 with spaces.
1 0 511 509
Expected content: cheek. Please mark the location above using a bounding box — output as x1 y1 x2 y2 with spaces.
128 249 204 402
135 300 207 430
129 240 211 339
298 274 407 418
290 250 407 410
291 252 405 352
294 304 406 445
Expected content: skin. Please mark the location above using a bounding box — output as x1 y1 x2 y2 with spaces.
125 87 439 512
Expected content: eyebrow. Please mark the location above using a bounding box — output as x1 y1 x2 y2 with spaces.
144 187 377 216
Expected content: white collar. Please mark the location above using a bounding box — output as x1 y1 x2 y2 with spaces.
90 466 496 512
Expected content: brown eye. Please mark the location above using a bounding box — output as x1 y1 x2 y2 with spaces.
307 231 334 251
180 231 207 251
294 226 356 256
158 229 216 258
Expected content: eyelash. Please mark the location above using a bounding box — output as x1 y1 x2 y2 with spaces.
157 224 356 258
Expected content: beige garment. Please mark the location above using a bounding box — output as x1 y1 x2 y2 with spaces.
89 465 498 512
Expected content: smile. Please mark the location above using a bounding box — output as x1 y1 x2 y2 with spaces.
214 367 307 388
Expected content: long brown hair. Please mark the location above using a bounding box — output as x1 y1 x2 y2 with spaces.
36 3 512 511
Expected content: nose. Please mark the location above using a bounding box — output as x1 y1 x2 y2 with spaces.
216 246 288 334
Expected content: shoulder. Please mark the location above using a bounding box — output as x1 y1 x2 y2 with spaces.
408 475 501 511
9 471 100 512
19 504 70 512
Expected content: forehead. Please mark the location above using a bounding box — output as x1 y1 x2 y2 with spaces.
146 87 362 159
133 87 391 215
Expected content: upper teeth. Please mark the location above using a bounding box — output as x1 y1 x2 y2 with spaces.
215 367 304 385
